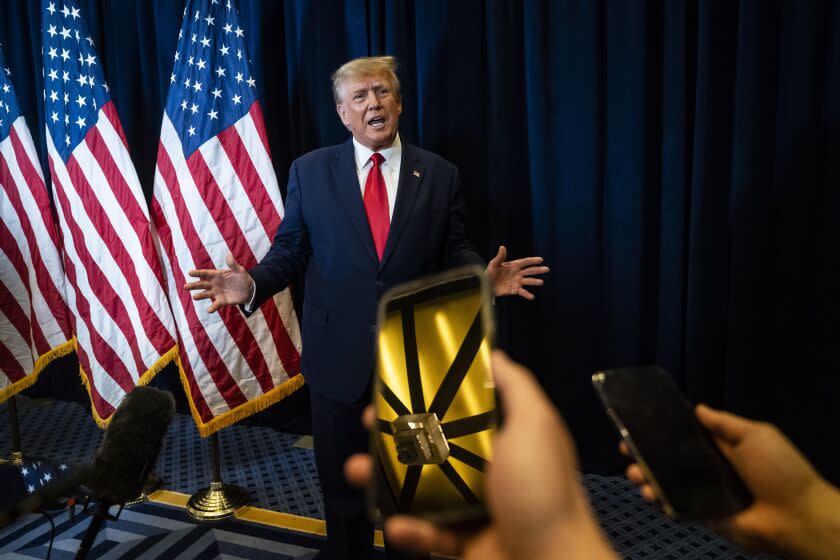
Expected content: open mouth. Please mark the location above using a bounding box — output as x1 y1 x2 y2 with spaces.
368 116 386 129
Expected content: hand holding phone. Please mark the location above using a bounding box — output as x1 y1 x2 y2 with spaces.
370 266 497 524
592 366 753 521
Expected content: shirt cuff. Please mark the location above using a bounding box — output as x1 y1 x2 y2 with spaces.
244 278 257 313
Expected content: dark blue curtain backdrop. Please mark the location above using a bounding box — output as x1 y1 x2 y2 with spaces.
1 0 838 478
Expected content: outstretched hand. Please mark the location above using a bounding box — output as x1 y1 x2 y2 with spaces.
621 405 840 560
486 246 549 301
184 252 254 313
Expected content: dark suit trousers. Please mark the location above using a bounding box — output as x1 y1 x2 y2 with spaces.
310 389 428 560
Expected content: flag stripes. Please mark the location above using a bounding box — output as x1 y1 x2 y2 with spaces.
1 114 73 400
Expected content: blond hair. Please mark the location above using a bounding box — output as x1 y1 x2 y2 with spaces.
331 56 401 104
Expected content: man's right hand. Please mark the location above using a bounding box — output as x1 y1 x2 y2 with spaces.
184 252 254 313
622 405 840 560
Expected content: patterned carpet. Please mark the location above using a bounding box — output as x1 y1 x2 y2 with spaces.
0 396 776 559
0 500 328 559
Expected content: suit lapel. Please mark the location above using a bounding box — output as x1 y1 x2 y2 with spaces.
380 143 423 271
330 138 378 263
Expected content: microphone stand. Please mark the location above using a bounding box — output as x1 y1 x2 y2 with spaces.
75 500 122 560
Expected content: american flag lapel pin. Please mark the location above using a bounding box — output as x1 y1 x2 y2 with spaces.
413 169 421 178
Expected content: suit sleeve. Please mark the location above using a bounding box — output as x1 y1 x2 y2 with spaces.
247 159 311 309
444 165 485 268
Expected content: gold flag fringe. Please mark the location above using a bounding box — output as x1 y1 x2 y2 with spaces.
172 353 306 437
0 338 76 403
79 343 180 429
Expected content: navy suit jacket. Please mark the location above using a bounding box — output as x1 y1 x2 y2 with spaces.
249 138 484 403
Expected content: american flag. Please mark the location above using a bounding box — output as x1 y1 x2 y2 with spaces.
152 0 302 436
41 0 178 425
0 43 73 400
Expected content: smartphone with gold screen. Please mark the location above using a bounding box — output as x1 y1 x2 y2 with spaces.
370 265 496 525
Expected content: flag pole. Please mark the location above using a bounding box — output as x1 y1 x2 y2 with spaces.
7 396 23 465
186 431 249 521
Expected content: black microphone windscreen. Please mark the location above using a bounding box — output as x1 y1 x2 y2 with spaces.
86 385 175 504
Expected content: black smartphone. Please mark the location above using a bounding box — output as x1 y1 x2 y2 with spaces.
369 265 496 525
592 366 753 521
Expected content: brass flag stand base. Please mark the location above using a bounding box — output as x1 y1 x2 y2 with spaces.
124 472 164 507
187 432 248 521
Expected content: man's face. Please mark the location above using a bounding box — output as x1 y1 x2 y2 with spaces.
336 73 402 151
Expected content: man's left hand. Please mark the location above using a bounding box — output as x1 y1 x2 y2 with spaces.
486 246 549 301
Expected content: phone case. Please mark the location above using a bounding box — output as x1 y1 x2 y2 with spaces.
370 266 496 524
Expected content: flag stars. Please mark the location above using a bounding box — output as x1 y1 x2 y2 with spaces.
232 93 241 105
61 49 70 61
191 33 197 43
62 70 69 83
200 36 211 48
204 15 214 26
192 81 202 92
48 47 58 59
51 111 59 122
49 90 59 102
223 23 233 33
174 51 180 62
76 94 86 107
188 125 196 136
48 24 58 37
236 49 242 61
44 472 53 482
234 26 244 38
61 5 70 17
194 10 200 21
170 73 176 83
215 66 226 78
246 76 256 88
76 116 86 128
2 83 10 93
181 100 188 110
65 135 70 145
48 68 58 81
46 2 56 14
60 27 71 40
188 56 194 66
190 103 199 114
86 53 96 66
219 45 229 56
77 74 87 87
86 35 94 46
63 92 69 104
211 87 222 98
184 77 191 87
234 72 243 83
196 58 206 70
207 109 218 120
70 6 80 19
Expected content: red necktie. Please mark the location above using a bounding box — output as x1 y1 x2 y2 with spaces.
364 152 390 260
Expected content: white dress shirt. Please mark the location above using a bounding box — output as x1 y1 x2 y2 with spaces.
353 134 402 220
246 134 403 310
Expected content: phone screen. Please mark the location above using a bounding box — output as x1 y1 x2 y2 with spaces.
593 367 752 520
370 266 496 524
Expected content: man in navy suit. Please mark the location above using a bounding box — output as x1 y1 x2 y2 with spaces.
186 56 548 559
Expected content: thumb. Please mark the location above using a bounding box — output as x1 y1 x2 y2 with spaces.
491 350 553 428
695 404 752 447
225 251 240 271
491 245 507 265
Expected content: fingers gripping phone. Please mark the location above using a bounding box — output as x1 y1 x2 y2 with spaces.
370 266 497 525
592 367 753 521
